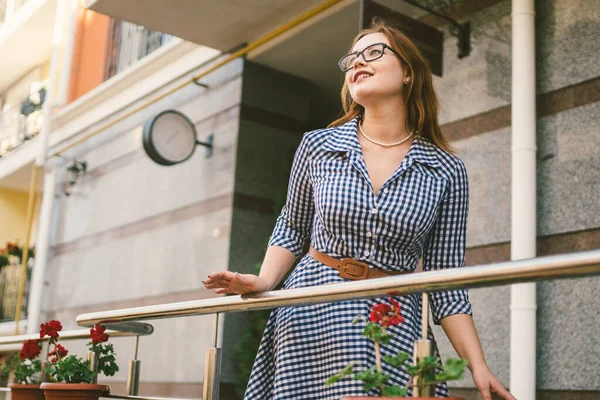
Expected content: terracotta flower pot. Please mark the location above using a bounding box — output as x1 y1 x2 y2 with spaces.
40 383 110 400
8 384 45 400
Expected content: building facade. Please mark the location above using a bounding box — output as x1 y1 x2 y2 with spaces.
1 0 599 399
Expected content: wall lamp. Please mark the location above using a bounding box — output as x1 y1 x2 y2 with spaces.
64 160 87 196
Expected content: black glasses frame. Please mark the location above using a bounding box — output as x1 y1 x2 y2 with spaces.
338 43 399 72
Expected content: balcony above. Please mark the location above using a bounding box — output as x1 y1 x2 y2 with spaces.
86 0 329 52
0 0 57 93
86 0 424 98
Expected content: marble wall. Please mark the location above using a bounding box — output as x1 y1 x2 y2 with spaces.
219 61 312 384
45 59 244 385
429 0 600 393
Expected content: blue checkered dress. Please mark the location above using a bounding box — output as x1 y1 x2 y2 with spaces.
244 118 472 399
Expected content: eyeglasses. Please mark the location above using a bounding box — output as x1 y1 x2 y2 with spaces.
338 43 399 72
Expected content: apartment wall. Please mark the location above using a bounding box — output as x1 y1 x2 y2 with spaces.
219 61 313 386
68 8 111 102
42 57 243 398
427 0 600 398
0 187 28 245
2 66 45 108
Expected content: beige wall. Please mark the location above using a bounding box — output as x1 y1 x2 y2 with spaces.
0 187 28 245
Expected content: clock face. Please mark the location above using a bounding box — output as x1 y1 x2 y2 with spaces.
143 110 197 166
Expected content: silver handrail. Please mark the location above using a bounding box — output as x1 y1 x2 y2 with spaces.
0 323 154 394
73 250 600 400
76 249 600 326
0 322 153 347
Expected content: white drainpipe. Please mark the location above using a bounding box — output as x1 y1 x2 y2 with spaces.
510 0 537 399
27 0 70 333
55 0 79 107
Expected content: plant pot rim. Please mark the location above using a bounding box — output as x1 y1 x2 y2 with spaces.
340 397 465 399
8 383 42 389
39 383 110 393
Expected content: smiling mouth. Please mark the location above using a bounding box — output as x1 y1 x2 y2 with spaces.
353 71 373 83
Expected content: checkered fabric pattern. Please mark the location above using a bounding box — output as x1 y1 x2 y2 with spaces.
244 118 472 399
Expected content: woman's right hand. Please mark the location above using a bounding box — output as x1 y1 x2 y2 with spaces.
202 271 271 295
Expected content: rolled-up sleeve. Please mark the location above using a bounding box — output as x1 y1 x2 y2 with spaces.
268 134 315 258
423 158 473 325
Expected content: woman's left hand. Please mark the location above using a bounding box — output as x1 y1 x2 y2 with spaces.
471 364 517 400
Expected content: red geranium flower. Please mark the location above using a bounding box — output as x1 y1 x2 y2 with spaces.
19 340 42 360
48 344 68 358
40 320 62 339
369 298 404 327
90 324 109 344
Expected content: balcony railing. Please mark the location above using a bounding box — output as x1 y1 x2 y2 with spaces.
1 250 599 399
75 249 600 400
0 86 45 158
0 243 35 322
0 0 30 26
0 323 154 396
105 19 173 81
0 264 30 323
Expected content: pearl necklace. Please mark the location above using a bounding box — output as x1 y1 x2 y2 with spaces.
359 122 415 148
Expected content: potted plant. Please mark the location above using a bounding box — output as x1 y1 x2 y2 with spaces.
39 320 119 400
1 339 44 400
325 298 467 399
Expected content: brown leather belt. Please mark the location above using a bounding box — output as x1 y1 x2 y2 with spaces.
309 246 409 280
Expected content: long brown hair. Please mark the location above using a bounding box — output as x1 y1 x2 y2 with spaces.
329 19 452 153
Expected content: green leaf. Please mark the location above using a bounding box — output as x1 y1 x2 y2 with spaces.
354 366 389 392
407 355 440 384
324 362 355 387
382 385 409 397
46 355 95 384
435 358 468 382
362 323 393 343
383 352 411 367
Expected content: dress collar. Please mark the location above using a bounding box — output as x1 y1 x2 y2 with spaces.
324 117 441 169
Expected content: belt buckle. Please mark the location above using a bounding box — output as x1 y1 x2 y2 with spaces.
339 258 369 280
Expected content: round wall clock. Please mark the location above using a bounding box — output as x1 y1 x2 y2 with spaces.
142 110 213 166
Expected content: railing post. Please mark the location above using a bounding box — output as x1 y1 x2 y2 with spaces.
202 313 222 400
87 351 98 384
413 293 433 398
126 335 141 395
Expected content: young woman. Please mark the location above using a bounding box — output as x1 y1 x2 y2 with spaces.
203 21 516 400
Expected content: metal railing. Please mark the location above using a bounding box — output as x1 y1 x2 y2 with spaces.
105 19 172 81
0 0 30 26
0 322 153 395
0 264 30 322
0 87 45 158
71 249 600 400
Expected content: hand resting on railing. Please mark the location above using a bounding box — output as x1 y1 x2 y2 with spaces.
203 271 270 295
203 245 296 295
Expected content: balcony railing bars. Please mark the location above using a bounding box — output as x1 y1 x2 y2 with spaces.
0 0 30 25
2 250 599 399
105 19 172 81
72 249 600 400
0 87 45 158
0 264 32 322
0 323 153 396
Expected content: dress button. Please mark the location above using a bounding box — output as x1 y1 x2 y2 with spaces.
371 208 378 214
383 188 389 194
364 250 370 256
366 231 372 238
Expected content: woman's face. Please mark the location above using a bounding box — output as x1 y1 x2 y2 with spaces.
344 33 406 106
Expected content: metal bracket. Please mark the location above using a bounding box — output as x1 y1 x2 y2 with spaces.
401 0 471 58
193 78 209 88
192 42 249 88
197 134 214 158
